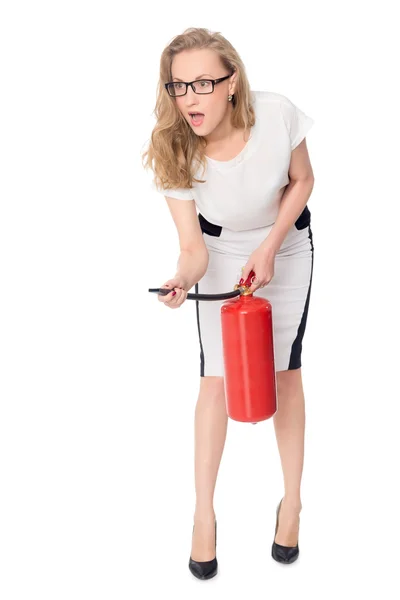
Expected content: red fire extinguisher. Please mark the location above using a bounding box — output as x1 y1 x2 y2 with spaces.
148 269 277 423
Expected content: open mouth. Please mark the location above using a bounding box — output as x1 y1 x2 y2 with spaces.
189 112 205 126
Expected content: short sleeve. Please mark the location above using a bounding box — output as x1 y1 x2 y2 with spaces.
280 95 314 150
151 179 194 200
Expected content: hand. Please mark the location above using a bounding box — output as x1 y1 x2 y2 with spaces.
241 242 277 293
158 275 188 309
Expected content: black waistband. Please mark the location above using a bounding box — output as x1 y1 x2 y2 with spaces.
198 213 222 237
198 206 311 236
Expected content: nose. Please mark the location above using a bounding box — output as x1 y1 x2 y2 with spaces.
184 85 198 105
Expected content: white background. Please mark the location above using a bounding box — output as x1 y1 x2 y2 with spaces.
1 1 400 598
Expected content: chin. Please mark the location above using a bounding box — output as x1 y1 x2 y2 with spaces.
192 125 211 137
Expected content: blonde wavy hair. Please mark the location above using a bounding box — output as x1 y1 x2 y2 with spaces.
141 27 256 191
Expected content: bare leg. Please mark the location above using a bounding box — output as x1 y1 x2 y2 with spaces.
191 376 228 561
272 368 305 546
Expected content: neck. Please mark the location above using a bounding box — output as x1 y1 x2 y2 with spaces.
203 105 236 146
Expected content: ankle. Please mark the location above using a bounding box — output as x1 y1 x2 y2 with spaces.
194 507 216 521
282 496 302 511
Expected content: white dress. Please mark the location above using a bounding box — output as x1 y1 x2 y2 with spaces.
155 90 315 375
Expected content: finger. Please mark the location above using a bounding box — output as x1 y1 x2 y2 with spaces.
160 289 176 303
161 282 178 291
248 274 259 291
165 288 182 306
171 289 186 307
176 291 187 305
249 275 265 293
174 288 186 303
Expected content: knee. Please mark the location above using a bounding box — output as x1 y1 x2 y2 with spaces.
200 375 225 399
276 368 302 395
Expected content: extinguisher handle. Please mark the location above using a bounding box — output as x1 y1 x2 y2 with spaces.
239 269 256 288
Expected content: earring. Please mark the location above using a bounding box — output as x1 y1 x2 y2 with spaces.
228 94 233 102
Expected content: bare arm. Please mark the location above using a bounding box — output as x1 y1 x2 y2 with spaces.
263 139 315 253
165 196 209 290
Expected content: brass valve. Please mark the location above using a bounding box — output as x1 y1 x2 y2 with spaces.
233 283 253 296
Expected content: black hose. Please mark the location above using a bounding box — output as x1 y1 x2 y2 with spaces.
148 287 242 301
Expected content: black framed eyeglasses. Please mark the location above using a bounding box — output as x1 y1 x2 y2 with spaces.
165 72 234 97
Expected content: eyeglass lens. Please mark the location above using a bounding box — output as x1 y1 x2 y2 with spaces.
168 80 213 96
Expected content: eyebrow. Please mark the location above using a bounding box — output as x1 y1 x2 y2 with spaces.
172 73 213 81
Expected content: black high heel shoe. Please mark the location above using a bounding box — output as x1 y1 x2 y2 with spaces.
189 518 218 580
271 498 300 564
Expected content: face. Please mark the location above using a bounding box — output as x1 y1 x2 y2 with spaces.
169 48 237 137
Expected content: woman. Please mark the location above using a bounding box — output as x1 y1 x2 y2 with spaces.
142 27 315 578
